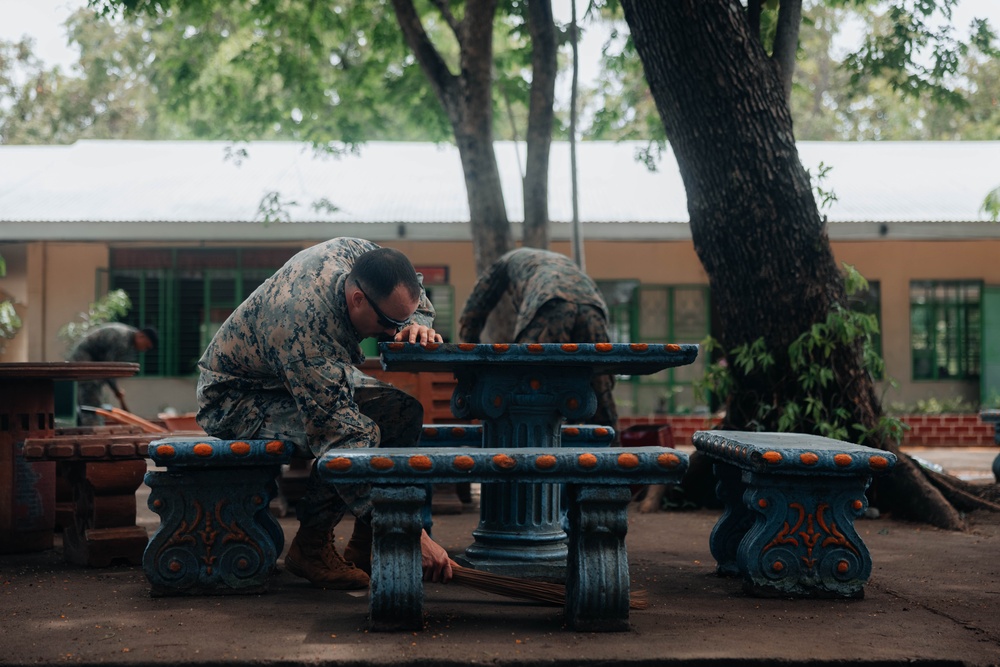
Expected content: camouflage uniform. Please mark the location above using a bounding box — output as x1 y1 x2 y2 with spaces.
196 238 434 531
67 323 142 426
458 248 619 439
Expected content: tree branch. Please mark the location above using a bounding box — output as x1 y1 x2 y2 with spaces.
391 0 459 118
771 0 802 102
429 0 462 38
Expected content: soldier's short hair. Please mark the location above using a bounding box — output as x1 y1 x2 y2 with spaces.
348 247 421 301
140 327 159 348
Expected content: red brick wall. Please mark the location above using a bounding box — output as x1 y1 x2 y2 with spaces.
896 414 996 447
619 414 998 448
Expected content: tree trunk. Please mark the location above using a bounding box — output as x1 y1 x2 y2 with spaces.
522 0 557 250
392 0 513 274
620 0 971 530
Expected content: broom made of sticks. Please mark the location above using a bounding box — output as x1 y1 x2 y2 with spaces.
450 563 648 610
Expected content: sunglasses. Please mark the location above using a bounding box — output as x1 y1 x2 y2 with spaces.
355 280 409 331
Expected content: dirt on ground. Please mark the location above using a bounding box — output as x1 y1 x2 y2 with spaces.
3 500 1000 666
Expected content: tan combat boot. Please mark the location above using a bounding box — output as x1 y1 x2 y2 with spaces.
284 526 370 589
343 520 373 575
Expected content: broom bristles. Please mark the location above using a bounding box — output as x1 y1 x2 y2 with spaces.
450 563 648 610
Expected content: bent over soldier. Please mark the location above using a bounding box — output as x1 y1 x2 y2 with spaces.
197 238 453 589
458 248 619 442
67 323 158 425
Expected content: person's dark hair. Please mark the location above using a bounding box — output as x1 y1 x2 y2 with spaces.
140 327 159 348
348 247 421 301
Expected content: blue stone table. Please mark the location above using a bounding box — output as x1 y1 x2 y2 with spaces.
379 341 699 578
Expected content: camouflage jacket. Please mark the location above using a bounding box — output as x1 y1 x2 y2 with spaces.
66 322 140 392
196 238 435 452
458 248 609 343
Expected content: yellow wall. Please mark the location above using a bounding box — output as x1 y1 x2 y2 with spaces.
5 236 999 416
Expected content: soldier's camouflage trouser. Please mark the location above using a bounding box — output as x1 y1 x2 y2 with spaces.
77 380 108 426
516 300 620 444
253 370 423 532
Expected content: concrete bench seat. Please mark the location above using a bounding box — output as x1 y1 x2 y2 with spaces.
21 426 160 566
317 445 687 632
143 437 294 596
692 430 897 599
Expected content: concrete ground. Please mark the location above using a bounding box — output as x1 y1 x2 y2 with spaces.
2 446 999 667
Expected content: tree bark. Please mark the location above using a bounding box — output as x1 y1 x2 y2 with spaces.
620 0 972 530
392 0 513 273
522 0 557 250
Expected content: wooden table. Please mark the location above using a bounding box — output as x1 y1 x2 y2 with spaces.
379 341 698 579
0 362 139 553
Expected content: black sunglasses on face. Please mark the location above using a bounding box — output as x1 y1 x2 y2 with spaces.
354 280 409 331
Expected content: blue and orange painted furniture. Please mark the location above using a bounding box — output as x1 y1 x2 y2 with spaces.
143 437 293 596
381 341 698 580
317 445 688 632
692 430 897 599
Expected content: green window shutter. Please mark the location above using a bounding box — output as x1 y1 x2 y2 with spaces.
910 280 982 381
981 286 1000 406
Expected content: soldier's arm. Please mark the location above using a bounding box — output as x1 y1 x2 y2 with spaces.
458 259 510 343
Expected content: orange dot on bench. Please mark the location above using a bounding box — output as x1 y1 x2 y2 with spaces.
868 455 890 470
325 457 352 471
535 455 557 469
657 452 681 468
834 454 853 466
230 442 251 455
492 454 516 469
408 455 433 471
453 455 475 470
617 453 639 468
193 443 214 457
800 452 819 465
577 453 598 468
155 445 176 458
762 451 783 464
370 456 394 470
265 441 285 455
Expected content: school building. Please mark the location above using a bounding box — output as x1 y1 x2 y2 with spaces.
2 139 998 423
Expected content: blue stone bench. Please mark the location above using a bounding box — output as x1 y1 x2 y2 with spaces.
692 430 897 599
317 446 687 632
416 424 616 532
143 437 293 596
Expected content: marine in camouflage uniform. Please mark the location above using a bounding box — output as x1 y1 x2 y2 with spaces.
458 248 619 441
197 238 452 588
67 323 156 425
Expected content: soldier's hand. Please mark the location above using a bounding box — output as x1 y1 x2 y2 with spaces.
419 530 453 583
395 324 443 345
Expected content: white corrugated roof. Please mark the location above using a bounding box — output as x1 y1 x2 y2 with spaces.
0 139 996 241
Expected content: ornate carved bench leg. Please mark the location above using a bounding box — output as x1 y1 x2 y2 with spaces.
143 467 283 596
708 462 751 577
369 485 427 631
739 472 873 599
564 485 632 632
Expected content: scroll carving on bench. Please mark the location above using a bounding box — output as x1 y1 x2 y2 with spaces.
693 430 897 599
318 446 688 632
